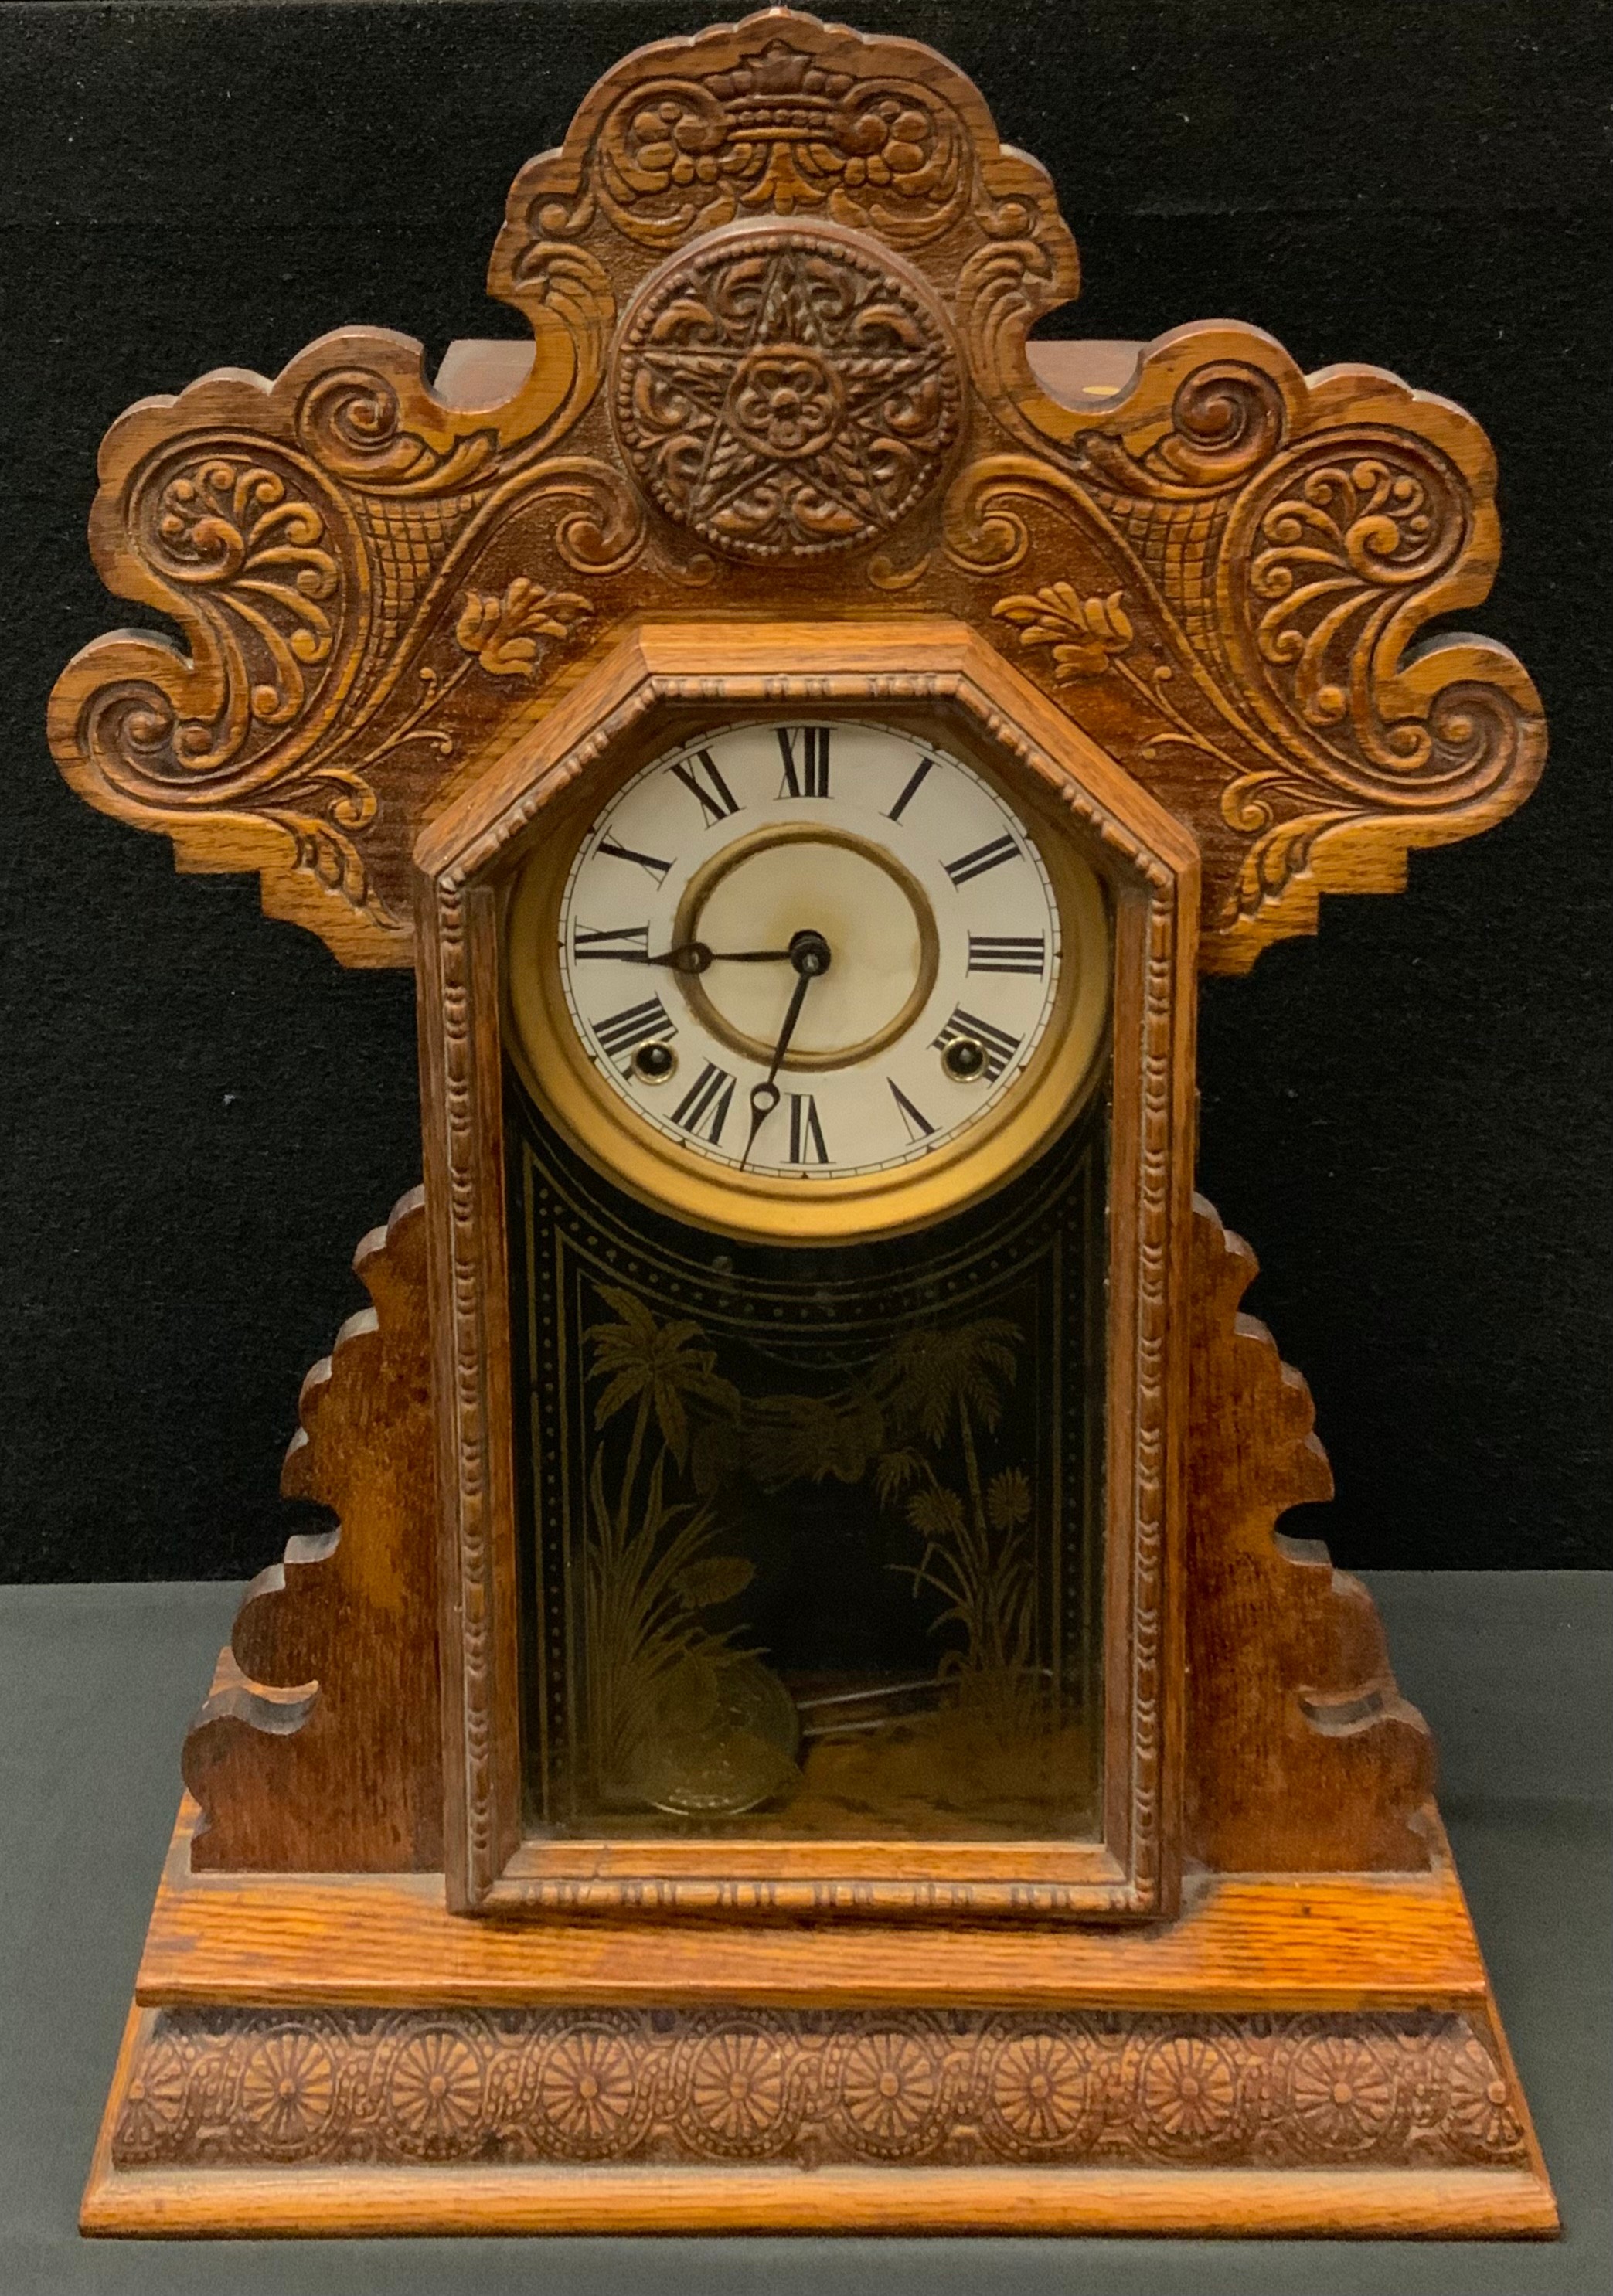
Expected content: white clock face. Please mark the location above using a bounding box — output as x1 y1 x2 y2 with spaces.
554 721 1067 1180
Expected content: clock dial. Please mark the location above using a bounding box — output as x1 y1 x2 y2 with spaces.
506 719 1108 1239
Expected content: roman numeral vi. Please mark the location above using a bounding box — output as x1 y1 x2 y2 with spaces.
787 1094 829 1164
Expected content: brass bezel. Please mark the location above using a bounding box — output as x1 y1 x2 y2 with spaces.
502 722 1111 1246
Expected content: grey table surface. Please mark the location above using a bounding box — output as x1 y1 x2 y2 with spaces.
2 1571 1608 2296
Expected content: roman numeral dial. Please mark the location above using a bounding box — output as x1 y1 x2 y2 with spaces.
532 716 1097 1207
593 995 675 1063
944 832 1019 887
670 749 741 825
776 726 831 799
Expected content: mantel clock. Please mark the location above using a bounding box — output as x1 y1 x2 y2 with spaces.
54 9 1555 2238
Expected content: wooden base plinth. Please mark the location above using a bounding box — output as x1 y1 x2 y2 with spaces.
83 1802 1557 2240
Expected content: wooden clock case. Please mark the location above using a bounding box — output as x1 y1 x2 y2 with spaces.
51 8 1556 2239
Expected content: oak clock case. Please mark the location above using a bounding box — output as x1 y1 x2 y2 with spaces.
499 713 1113 1845
52 5 1557 2243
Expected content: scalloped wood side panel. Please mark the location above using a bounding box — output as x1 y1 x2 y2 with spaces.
182 1189 441 1871
1183 1195 1435 1871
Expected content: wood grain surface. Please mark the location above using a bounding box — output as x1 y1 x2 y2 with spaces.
1185 1196 1437 1869
137 1798 1487 2010
83 1804 1556 2237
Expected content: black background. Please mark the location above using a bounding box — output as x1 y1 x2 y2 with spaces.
2 0 1608 1581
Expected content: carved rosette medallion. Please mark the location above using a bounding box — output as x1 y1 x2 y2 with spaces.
611 221 962 560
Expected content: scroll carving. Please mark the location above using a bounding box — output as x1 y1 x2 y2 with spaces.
51 9 1541 974
1049 346 1544 964
181 1189 442 1871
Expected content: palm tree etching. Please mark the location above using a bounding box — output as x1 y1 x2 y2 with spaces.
577 1278 1049 1808
744 1316 1042 1706
871 1321 1040 1702
579 1285 750 1794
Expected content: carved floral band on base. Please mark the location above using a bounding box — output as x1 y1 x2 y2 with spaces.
113 2004 1527 2173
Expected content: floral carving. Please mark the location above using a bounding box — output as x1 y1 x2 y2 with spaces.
683 2026 790 2155
63 440 412 934
385 2026 485 2155
134 453 342 766
536 2024 643 2158
834 2028 945 2158
1137 2033 1243 2155
995 583 1133 678
589 39 972 252
454 578 593 678
1240 453 1455 753
114 2005 1532 2173
985 2027 1100 2151
1060 353 1543 947
1213 434 1533 923
613 223 961 560
1445 2033 1526 2160
995 583 1249 781
1288 2031 1400 2157
238 2024 337 2155
115 2029 193 2155
1240 451 1458 764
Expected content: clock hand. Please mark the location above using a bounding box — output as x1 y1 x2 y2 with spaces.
631 940 797 975
738 930 830 1170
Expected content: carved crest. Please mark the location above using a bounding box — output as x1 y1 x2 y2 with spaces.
612 221 961 559
49 8 1543 971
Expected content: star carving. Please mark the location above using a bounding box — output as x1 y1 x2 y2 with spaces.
614 226 961 560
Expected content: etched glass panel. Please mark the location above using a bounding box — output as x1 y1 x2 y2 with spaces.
505 1073 1107 1842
